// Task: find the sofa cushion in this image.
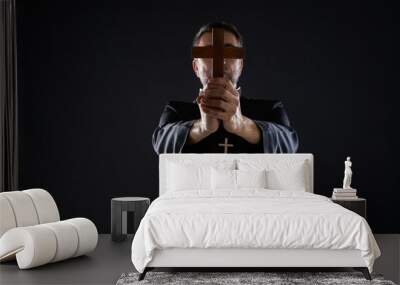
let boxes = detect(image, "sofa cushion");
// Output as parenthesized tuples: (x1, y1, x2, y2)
(0, 218, 97, 269)
(0, 189, 97, 269)
(0, 189, 60, 238)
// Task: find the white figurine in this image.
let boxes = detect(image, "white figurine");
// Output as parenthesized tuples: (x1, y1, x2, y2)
(342, 156, 353, 189)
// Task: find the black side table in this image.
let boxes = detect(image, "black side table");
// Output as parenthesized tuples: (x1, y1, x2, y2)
(111, 197, 150, 242)
(331, 197, 367, 219)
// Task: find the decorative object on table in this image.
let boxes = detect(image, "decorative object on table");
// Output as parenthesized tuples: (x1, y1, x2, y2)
(332, 156, 358, 200)
(332, 187, 358, 199)
(331, 198, 367, 219)
(0, 189, 98, 269)
(343, 156, 353, 189)
(116, 271, 394, 285)
(111, 197, 150, 242)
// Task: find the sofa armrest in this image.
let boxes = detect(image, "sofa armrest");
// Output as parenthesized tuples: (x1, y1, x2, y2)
(0, 218, 97, 269)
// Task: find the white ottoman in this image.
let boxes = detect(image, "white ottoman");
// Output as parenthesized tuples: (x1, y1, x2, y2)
(0, 189, 98, 269)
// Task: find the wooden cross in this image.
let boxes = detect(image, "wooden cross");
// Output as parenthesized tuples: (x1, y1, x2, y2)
(192, 28, 245, 78)
(218, 137, 234, 153)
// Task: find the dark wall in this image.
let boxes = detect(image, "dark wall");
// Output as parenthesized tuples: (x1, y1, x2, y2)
(17, 1, 397, 233)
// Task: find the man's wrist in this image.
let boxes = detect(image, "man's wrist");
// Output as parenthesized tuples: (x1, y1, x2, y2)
(198, 119, 218, 136)
(229, 116, 245, 136)
(188, 119, 215, 145)
(232, 116, 261, 144)
(198, 120, 211, 135)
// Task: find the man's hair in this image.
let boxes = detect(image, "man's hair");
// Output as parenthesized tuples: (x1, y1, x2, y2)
(192, 21, 244, 47)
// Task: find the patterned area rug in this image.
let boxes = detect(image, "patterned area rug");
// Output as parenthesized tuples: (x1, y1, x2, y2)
(116, 271, 396, 285)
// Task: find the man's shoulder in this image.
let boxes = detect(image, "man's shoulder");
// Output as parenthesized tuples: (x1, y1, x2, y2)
(240, 96, 284, 109)
(162, 100, 198, 117)
(239, 96, 286, 121)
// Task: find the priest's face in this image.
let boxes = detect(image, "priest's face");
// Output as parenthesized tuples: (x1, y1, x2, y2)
(192, 31, 244, 88)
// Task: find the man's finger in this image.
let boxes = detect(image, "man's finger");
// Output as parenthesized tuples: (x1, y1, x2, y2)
(203, 89, 228, 102)
(205, 84, 239, 101)
(203, 92, 239, 108)
(201, 101, 225, 112)
(203, 97, 237, 113)
(202, 106, 225, 120)
(203, 99, 227, 112)
(202, 102, 235, 120)
(207, 78, 239, 96)
(203, 87, 230, 99)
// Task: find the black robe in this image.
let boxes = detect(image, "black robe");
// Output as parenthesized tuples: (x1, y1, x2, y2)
(152, 96, 299, 154)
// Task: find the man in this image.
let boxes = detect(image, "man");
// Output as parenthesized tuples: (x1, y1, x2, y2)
(152, 22, 299, 154)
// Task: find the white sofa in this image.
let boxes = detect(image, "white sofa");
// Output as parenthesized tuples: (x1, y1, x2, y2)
(0, 188, 98, 269)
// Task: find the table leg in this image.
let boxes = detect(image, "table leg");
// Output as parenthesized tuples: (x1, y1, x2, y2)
(111, 202, 127, 242)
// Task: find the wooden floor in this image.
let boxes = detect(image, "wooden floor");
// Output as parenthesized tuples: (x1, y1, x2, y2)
(0, 234, 399, 285)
